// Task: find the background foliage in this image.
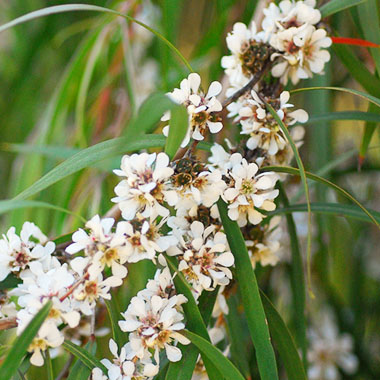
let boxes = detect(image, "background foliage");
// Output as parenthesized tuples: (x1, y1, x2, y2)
(0, 0, 380, 379)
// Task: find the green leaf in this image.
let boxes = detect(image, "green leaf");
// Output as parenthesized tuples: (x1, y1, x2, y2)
(359, 103, 380, 162)
(268, 202, 380, 224)
(126, 93, 174, 135)
(165, 256, 221, 380)
(165, 289, 219, 380)
(291, 86, 380, 109)
(182, 330, 245, 380)
(13, 134, 166, 201)
(45, 350, 54, 380)
(277, 184, 307, 366)
(0, 199, 86, 222)
(67, 341, 97, 380)
(164, 105, 189, 159)
(261, 165, 380, 229)
(0, 301, 52, 380)
(105, 296, 126, 348)
(63, 340, 107, 374)
(0, 274, 22, 291)
(217, 200, 279, 380)
(332, 44, 380, 97)
(260, 291, 307, 380)
(0, 4, 193, 72)
(308, 111, 380, 124)
(265, 102, 312, 296)
(320, 0, 366, 18)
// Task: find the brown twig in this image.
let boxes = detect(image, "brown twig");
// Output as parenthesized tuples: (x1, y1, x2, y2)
(0, 317, 17, 331)
(222, 60, 273, 108)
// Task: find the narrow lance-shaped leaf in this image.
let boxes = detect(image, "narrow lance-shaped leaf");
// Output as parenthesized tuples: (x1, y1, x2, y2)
(165, 256, 222, 380)
(291, 86, 380, 109)
(261, 165, 380, 229)
(260, 291, 307, 380)
(165, 289, 219, 380)
(105, 296, 126, 348)
(320, 0, 366, 18)
(217, 200, 279, 380)
(0, 300, 52, 380)
(265, 101, 312, 296)
(67, 340, 97, 380)
(0, 4, 193, 72)
(164, 105, 189, 159)
(182, 330, 246, 380)
(268, 202, 380, 225)
(63, 340, 107, 374)
(278, 183, 307, 366)
(308, 111, 380, 124)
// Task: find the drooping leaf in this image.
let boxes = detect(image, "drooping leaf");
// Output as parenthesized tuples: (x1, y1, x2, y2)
(268, 202, 380, 224)
(308, 111, 380, 124)
(182, 330, 246, 380)
(217, 200, 279, 380)
(13, 134, 166, 201)
(261, 165, 380, 228)
(0, 301, 52, 380)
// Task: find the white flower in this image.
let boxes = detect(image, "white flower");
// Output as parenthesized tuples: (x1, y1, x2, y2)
(119, 294, 190, 362)
(223, 155, 279, 226)
(237, 90, 307, 156)
(112, 152, 176, 220)
(73, 273, 122, 315)
(308, 312, 358, 380)
(66, 215, 129, 280)
(99, 339, 159, 380)
(245, 216, 283, 268)
(172, 157, 226, 211)
(270, 24, 332, 85)
(162, 73, 223, 147)
(262, 0, 321, 39)
(221, 22, 267, 86)
(116, 218, 177, 263)
(0, 222, 55, 281)
(27, 322, 64, 366)
(138, 267, 187, 307)
(167, 221, 234, 295)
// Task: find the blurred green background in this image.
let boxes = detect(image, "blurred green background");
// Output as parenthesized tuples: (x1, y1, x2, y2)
(1, 0, 380, 378)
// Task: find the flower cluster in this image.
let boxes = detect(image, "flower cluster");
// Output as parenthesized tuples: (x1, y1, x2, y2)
(222, 0, 331, 86)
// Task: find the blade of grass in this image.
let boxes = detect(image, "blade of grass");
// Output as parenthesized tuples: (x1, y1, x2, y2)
(261, 165, 380, 229)
(0, 4, 193, 72)
(0, 300, 52, 380)
(260, 291, 307, 380)
(217, 199, 279, 380)
(62, 341, 106, 374)
(265, 102, 312, 297)
(277, 183, 307, 366)
(182, 330, 245, 380)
